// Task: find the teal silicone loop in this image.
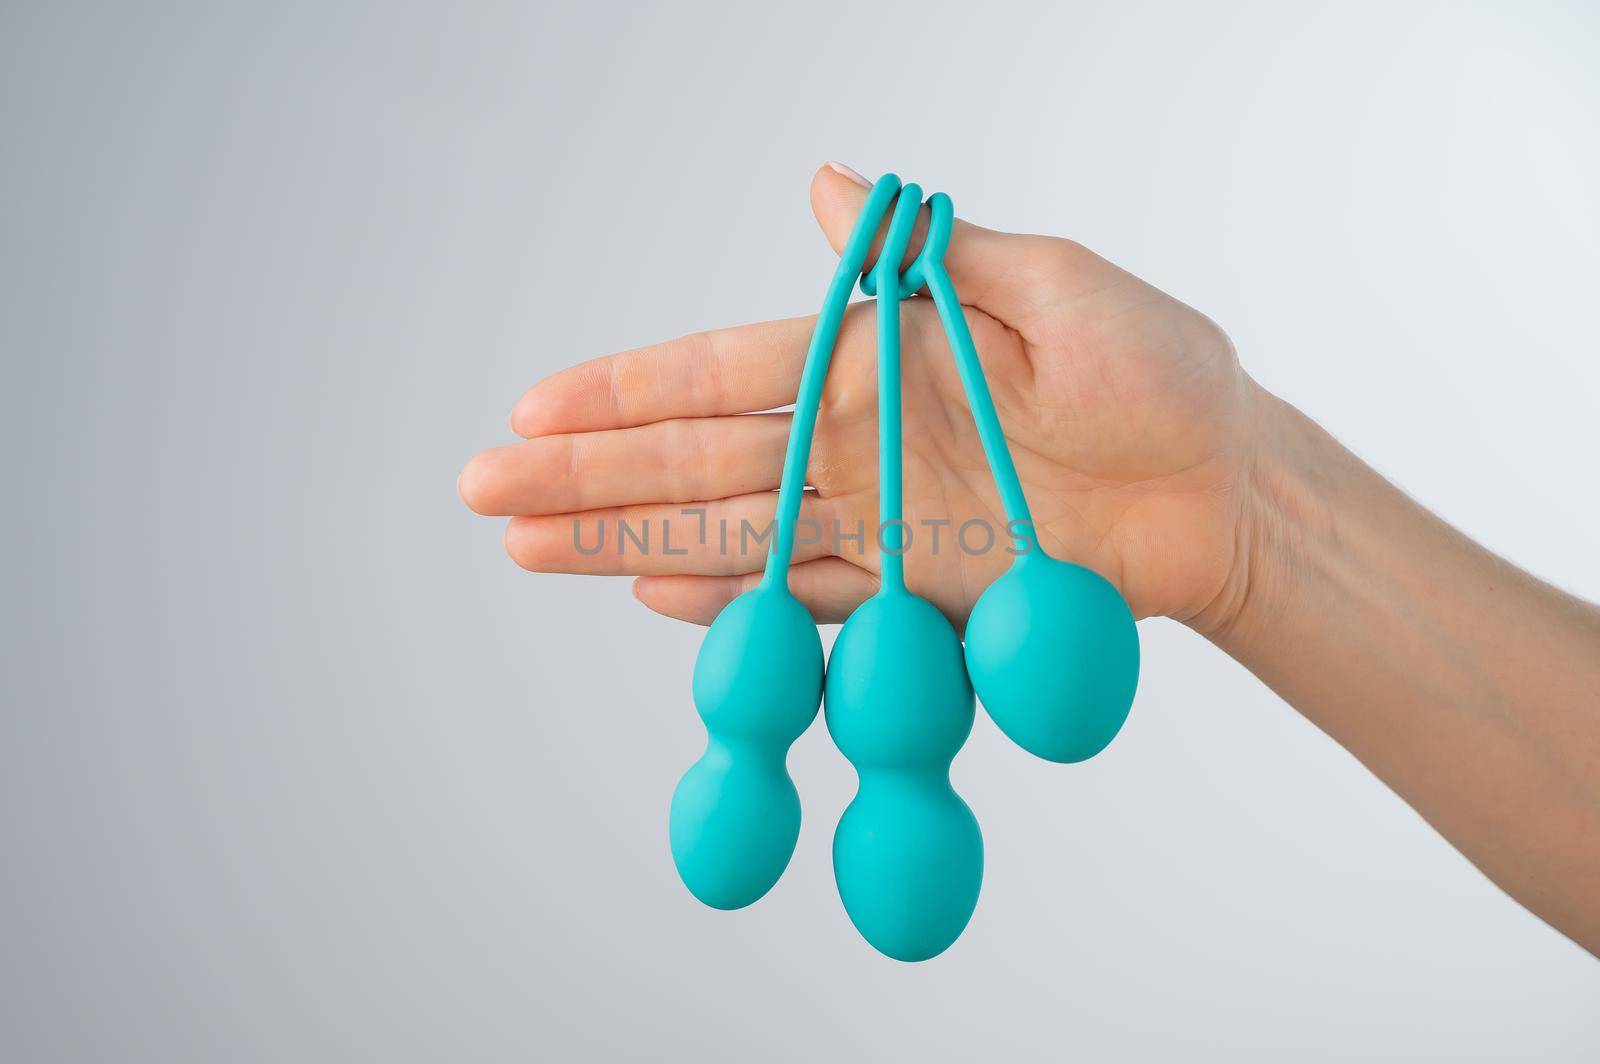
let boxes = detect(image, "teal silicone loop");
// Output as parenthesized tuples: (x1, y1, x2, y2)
(767, 176, 1040, 579)
(870, 183, 925, 592)
(762, 174, 902, 586)
(918, 193, 1039, 550)
(857, 195, 949, 300)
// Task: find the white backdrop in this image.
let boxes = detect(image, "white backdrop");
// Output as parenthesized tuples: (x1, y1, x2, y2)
(3, 1, 1598, 1060)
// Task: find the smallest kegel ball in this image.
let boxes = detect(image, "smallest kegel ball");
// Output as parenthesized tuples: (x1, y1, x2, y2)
(963, 553, 1139, 763)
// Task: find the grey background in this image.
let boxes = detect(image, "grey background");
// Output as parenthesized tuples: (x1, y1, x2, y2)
(3, 1, 1598, 1060)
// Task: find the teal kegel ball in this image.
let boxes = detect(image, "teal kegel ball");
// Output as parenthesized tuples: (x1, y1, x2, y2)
(670, 584, 823, 909)
(826, 589, 983, 962)
(964, 551, 1139, 764)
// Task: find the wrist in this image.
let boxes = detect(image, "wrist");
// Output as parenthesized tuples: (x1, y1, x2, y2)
(1188, 382, 1343, 652)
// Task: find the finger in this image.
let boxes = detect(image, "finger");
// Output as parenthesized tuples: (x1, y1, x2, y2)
(632, 557, 879, 626)
(504, 491, 837, 577)
(460, 413, 789, 517)
(511, 316, 816, 437)
(810, 162, 1093, 328)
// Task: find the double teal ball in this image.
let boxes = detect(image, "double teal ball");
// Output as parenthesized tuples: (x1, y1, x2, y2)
(669, 586, 823, 909)
(825, 590, 983, 962)
(965, 553, 1140, 764)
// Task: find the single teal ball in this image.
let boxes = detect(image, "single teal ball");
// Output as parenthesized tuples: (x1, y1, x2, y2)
(670, 585, 822, 909)
(669, 745, 802, 910)
(825, 592, 973, 767)
(831, 786, 983, 962)
(826, 590, 983, 962)
(964, 553, 1139, 763)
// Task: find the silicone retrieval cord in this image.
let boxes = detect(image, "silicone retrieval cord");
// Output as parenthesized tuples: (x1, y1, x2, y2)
(870, 183, 926, 593)
(762, 173, 903, 589)
(918, 193, 1041, 555)
(861, 187, 1040, 556)
(766, 177, 1043, 585)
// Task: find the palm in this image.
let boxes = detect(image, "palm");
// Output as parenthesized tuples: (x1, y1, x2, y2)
(460, 167, 1253, 631)
(804, 260, 1250, 626)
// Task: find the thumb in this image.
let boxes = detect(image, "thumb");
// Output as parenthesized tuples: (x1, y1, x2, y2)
(809, 162, 1070, 328)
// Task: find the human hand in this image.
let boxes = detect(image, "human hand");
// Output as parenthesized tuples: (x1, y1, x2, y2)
(460, 163, 1262, 633)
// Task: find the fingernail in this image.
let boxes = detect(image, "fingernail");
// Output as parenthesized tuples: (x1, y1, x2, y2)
(826, 161, 871, 189)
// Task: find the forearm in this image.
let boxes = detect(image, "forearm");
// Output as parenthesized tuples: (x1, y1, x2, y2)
(1210, 385, 1600, 952)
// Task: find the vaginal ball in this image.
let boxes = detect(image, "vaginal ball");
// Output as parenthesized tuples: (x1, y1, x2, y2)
(669, 585, 823, 909)
(964, 553, 1139, 764)
(826, 590, 983, 962)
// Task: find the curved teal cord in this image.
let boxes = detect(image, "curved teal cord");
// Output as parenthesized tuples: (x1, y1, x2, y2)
(870, 184, 925, 593)
(858, 192, 948, 301)
(764, 176, 1041, 585)
(762, 174, 902, 588)
(919, 193, 1040, 554)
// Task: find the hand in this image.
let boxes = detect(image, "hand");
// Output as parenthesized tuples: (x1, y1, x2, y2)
(460, 164, 1261, 631)
(461, 164, 1600, 954)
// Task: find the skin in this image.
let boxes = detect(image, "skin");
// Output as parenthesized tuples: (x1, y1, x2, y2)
(460, 164, 1600, 955)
